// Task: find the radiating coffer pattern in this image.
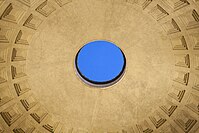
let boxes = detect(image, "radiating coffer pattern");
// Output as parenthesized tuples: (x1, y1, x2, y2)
(0, 0, 198, 132)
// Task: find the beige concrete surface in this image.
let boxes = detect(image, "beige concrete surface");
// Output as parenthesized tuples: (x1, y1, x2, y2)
(0, 0, 198, 133)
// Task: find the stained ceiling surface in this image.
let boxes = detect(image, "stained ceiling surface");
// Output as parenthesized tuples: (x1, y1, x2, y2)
(0, 0, 198, 133)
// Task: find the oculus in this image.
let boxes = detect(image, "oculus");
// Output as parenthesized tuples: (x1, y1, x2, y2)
(75, 40, 126, 88)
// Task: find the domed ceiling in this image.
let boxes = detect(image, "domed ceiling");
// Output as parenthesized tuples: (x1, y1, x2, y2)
(0, 0, 198, 133)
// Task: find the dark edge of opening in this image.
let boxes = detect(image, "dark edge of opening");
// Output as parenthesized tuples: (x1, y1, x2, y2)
(75, 44, 126, 86)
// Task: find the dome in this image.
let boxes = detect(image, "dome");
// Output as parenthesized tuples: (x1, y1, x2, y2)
(0, 0, 198, 132)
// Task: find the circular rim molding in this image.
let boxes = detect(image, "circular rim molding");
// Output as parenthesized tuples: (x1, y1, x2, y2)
(75, 40, 126, 88)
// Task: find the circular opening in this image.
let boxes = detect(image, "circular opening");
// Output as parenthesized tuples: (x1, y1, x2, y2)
(75, 40, 126, 88)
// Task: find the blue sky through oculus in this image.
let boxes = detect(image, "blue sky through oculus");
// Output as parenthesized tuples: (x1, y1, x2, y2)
(76, 40, 125, 83)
